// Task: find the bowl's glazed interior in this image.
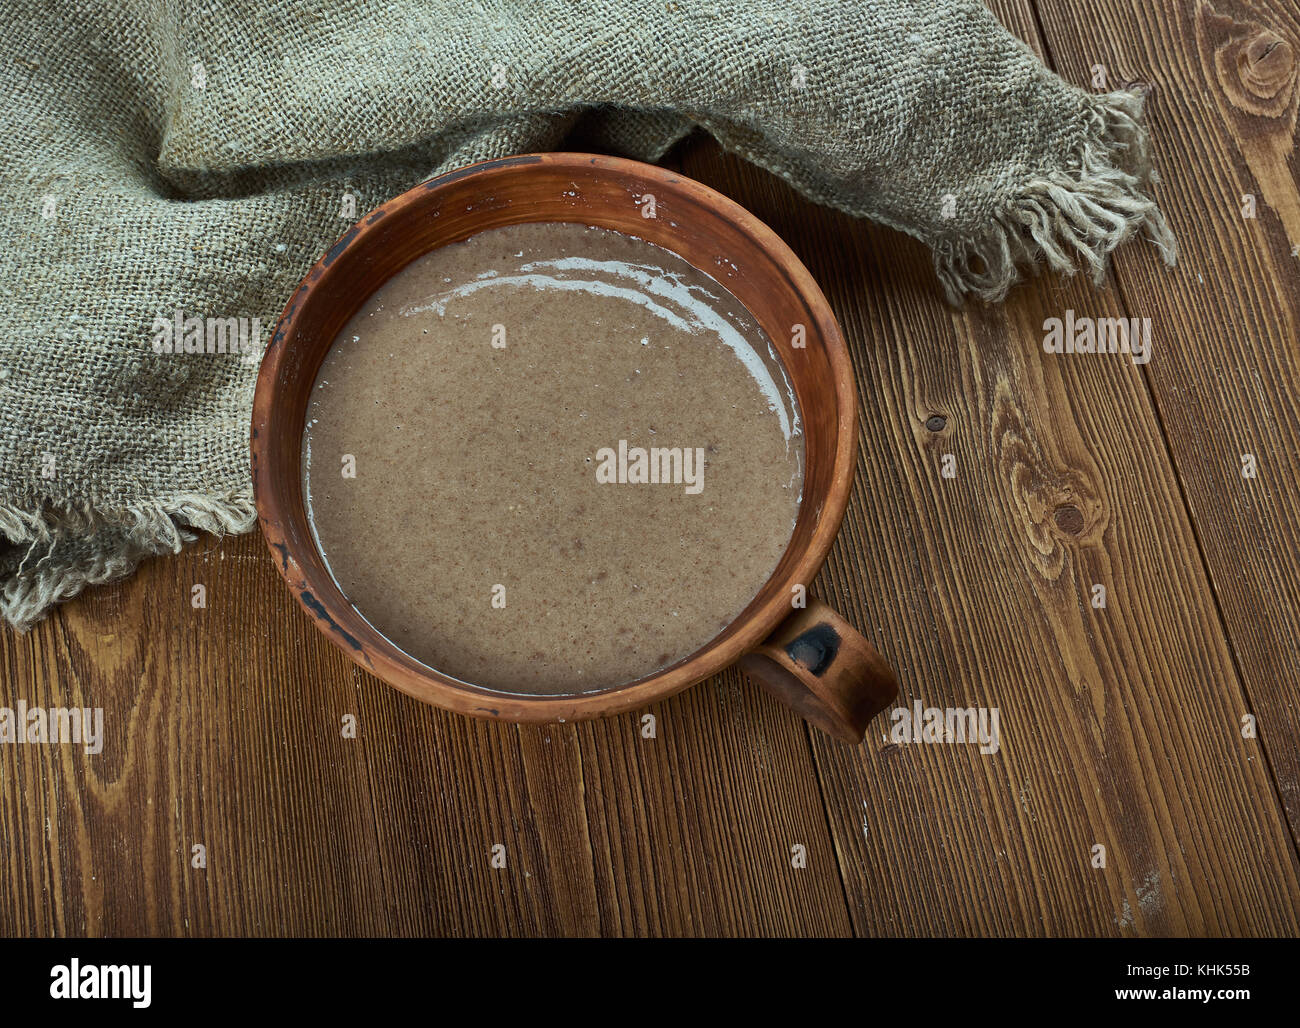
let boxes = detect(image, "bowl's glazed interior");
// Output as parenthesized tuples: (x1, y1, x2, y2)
(251, 152, 856, 722)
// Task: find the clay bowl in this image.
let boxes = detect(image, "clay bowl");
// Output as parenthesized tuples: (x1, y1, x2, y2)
(251, 152, 897, 743)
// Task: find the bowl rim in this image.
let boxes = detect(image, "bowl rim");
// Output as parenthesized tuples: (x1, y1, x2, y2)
(251, 151, 859, 722)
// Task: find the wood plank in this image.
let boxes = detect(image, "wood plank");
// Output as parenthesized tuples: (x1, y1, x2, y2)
(0, 540, 390, 936)
(1034, 0, 1300, 843)
(0, 524, 854, 935)
(578, 670, 861, 935)
(671, 12, 1300, 930)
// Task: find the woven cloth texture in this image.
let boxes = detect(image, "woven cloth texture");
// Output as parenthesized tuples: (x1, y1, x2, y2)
(0, 0, 1174, 629)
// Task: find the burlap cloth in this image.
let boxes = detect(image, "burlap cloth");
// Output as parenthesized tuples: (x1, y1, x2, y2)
(0, 0, 1175, 629)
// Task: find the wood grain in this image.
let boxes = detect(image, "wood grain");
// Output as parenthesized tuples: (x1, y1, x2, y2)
(2, 0, 1298, 938)
(673, 136, 1300, 936)
(1033, 0, 1300, 844)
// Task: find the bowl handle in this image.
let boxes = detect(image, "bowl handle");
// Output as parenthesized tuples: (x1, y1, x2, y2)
(737, 597, 899, 744)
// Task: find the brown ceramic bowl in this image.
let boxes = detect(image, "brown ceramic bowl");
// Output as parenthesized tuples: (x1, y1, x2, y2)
(251, 153, 897, 743)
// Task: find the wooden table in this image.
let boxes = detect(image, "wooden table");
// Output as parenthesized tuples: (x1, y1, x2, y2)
(3, 0, 1298, 936)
